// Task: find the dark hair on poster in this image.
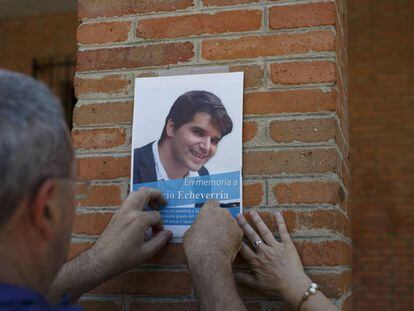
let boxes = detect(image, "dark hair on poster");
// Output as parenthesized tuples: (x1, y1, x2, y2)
(159, 90, 233, 143)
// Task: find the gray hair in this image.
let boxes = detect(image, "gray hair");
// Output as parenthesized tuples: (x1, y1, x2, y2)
(0, 70, 74, 227)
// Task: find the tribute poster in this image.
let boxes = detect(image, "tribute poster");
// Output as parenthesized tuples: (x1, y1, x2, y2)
(131, 72, 243, 239)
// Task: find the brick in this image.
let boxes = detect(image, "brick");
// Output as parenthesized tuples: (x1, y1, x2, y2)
(129, 301, 197, 311)
(74, 76, 131, 98)
(77, 42, 194, 72)
(72, 128, 126, 149)
(335, 36, 347, 99)
(79, 184, 123, 207)
(80, 300, 122, 311)
(341, 161, 350, 193)
(136, 72, 158, 78)
(146, 243, 187, 265)
(242, 121, 258, 142)
(273, 181, 344, 204)
(270, 118, 337, 143)
(244, 89, 337, 115)
(67, 242, 93, 260)
(137, 10, 262, 39)
(340, 293, 352, 311)
(308, 270, 351, 299)
(243, 183, 264, 207)
(73, 212, 113, 235)
(253, 209, 350, 237)
(77, 156, 131, 180)
(230, 64, 263, 88)
(243, 148, 340, 175)
(203, 0, 259, 6)
(202, 30, 335, 60)
(75, 181, 89, 201)
(73, 102, 133, 126)
(336, 131, 348, 165)
(296, 240, 352, 267)
(78, 0, 194, 19)
(270, 61, 337, 85)
(77, 21, 130, 45)
(269, 2, 336, 30)
(335, 78, 347, 138)
(90, 271, 192, 295)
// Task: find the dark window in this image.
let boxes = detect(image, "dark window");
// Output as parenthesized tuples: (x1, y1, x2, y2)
(32, 56, 76, 129)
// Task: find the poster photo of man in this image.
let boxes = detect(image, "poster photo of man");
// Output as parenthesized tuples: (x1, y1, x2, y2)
(131, 72, 243, 238)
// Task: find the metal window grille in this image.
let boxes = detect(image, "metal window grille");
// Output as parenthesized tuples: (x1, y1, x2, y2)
(32, 56, 76, 129)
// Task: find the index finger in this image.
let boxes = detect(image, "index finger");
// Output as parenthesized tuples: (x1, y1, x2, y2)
(122, 188, 166, 212)
(146, 189, 167, 210)
(276, 212, 292, 244)
(139, 187, 166, 210)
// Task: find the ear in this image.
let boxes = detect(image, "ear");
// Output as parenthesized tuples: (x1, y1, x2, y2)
(166, 119, 175, 138)
(30, 179, 56, 240)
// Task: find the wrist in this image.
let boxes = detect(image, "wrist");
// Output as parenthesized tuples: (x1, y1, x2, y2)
(87, 242, 116, 280)
(185, 242, 232, 269)
(187, 251, 231, 273)
(280, 273, 312, 308)
(187, 253, 242, 311)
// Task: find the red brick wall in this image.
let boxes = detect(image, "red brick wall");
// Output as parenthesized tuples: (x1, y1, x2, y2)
(73, 1, 350, 310)
(349, 0, 414, 310)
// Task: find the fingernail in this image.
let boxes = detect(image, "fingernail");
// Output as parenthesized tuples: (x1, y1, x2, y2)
(249, 210, 256, 217)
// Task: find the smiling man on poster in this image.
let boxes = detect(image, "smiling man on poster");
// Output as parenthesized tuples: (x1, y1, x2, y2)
(133, 90, 233, 184)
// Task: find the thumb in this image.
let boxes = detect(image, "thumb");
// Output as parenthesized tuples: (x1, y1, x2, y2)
(234, 272, 259, 289)
(142, 230, 172, 258)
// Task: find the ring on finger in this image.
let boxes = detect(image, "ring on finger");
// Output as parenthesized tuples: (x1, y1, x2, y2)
(253, 239, 263, 248)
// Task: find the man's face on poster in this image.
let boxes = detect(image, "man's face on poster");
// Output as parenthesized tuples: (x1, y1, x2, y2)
(167, 112, 222, 173)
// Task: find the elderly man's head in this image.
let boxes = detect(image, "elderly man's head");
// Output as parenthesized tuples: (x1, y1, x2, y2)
(0, 70, 75, 292)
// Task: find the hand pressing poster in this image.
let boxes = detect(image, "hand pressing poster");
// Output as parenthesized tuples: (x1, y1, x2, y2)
(131, 72, 243, 240)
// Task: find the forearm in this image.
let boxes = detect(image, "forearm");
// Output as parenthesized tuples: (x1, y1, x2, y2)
(47, 246, 112, 304)
(188, 255, 246, 311)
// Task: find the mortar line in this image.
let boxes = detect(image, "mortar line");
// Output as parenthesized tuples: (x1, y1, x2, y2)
(263, 5, 268, 32)
(76, 52, 336, 76)
(75, 81, 335, 102)
(75, 55, 336, 78)
(194, 39, 201, 62)
(78, 0, 336, 23)
(77, 26, 335, 51)
(73, 142, 339, 156)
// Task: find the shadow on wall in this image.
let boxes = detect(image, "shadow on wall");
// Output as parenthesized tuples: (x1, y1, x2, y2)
(349, 0, 414, 310)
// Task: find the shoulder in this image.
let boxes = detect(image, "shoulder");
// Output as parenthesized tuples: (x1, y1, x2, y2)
(0, 284, 84, 311)
(135, 141, 154, 155)
(133, 141, 157, 184)
(134, 142, 155, 163)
